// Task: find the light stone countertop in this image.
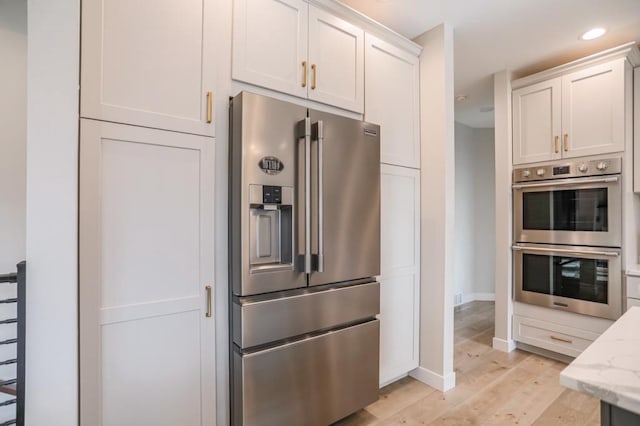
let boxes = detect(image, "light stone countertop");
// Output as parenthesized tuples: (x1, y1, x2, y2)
(560, 307, 640, 415)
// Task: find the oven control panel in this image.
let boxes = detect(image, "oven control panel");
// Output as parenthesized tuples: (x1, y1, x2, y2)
(513, 157, 622, 183)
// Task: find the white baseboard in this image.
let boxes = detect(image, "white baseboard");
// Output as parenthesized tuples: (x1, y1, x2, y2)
(455, 292, 496, 306)
(492, 337, 516, 352)
(410, 366, 456, 392)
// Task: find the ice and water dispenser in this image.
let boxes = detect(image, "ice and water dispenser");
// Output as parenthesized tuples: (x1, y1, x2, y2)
(248, 184, 294, 272)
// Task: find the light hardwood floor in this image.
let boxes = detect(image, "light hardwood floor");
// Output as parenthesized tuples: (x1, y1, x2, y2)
(336, 301, 599, 426)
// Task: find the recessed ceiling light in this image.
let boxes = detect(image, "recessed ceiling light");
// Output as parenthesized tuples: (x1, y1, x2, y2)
(455, 94, 468, 102)
(580, 27, 606, 41)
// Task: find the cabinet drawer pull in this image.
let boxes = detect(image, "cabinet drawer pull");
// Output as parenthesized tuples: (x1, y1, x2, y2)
(302, 61, 307, 88)
(311, 64, 317, 90)
(563, 134, 568, 152)
(550, 335, 572, 344)
(205, 285, 212, 318)
(554, 136, 559, 153)
(206, 92, 213, 124)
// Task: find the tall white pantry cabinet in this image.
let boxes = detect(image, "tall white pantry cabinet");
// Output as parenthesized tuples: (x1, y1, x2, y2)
(364, 34, 422, 385)
(79, 0, 216, 425)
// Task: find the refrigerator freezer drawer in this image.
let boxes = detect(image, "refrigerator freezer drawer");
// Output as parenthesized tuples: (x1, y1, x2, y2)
(232, 320, 380, 426)
(233, 281, 379, 348)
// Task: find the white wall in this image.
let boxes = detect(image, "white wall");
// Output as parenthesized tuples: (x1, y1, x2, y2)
(26, 0, 80, 423)
(0, 1, 26, 422)
(455, 122, 495, 303)
(454, 122, 496, 304)
(0, 0, 27, 273)
(454, 123, 474, 300)
(411, 23, 456, 392)
(493, 70, 515, 352)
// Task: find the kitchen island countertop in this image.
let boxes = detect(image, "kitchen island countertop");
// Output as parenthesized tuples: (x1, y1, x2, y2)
(560, 306, 640, 416)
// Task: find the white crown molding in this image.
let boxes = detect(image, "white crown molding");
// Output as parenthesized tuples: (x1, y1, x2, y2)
(308, 0, 423, 57)
(512, 41, 640, 89)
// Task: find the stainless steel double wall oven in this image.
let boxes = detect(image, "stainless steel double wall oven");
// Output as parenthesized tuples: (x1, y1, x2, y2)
(513, 157, 623, 320)
(229, 92, 381, 425)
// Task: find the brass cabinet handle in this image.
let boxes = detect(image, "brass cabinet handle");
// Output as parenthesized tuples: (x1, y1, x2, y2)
(205, 285, 212, 318)
(206, 92, 213, 124)
(563, 134, 568, 152)
(302, 61, 308, 88)
(550, 335, 573, 344)
(554, 136, 559, 154)
(311, 64, 317, 90)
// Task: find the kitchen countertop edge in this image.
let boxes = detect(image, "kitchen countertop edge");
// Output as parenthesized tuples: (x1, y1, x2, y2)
(559, 307, 640, 416)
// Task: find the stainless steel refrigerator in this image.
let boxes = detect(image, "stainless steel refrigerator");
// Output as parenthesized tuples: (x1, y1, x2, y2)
(229, 91, 381, 425)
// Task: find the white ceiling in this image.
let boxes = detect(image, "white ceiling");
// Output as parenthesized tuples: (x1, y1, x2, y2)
(340, 0, 640, 128)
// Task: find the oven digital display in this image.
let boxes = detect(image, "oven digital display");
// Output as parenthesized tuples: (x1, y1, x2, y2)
(553, 166, 570, 175)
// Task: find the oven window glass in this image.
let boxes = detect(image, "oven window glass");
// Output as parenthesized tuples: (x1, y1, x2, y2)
(522, 253, 608, 304)
(522, 188, 608, 232)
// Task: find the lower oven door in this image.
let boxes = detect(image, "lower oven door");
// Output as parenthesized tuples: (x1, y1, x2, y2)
(513, 244, 622, 320)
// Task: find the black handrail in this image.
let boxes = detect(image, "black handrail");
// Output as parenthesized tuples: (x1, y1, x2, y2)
(0, 262, 25, 426)
(16, 261, 25, 426)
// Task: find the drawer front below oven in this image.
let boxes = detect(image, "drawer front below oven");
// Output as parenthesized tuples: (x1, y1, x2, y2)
(513, 315, 600, 358)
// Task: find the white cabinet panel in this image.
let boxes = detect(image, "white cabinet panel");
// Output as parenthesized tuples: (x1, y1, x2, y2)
(102, 311, 201, 426)
(101, 139, 200, 308)
(379, 272, 419, 385)
(232, 0, 308, 98)
(231, 0, 364, 113)
(512, 78, 561, 165)
(381, 171, 417, 273)
(308, 6, 364, 113)
(81, 0, 215, 136)
(561, 59, 626, 158)
(379, 164, 420, 385)
(365, 34, 420, 169)
(80, 120, 215, 425)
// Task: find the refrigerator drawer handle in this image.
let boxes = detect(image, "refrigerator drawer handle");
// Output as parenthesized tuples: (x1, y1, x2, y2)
(313, 120, 325, 273)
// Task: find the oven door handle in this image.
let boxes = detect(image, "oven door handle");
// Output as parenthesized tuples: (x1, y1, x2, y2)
(511, 245, 620, 257)
(512, 176, 619, 189)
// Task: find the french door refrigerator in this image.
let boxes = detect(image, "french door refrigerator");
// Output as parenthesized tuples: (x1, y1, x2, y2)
(229, 91, 381, 425)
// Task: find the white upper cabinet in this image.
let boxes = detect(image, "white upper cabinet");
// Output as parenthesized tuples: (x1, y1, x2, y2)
(307, 7, 364, 112)
(512, 55, 633, 165)
(365, 34, 420, 168)
(232, 0, 364, 113)
(512, 78, 562, 165)
(561, 60, 625, 159)
(81, 0, 216, 136)
(232, 0, 308, 99)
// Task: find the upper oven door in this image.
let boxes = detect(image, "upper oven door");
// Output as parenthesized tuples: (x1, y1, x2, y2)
(513, 175, 621, 247)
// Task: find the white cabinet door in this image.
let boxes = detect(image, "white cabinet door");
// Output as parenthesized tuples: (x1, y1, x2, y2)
(365, 34, 420, 168)
(79, 120, 215, 426)
(561, 59, 626, 158)
(81, 0, 215, 136)
(232, 0, 308, 99)
(512, 78, 562, 165)
(379, 164, 420, 385)
(308, 6, 364, 113)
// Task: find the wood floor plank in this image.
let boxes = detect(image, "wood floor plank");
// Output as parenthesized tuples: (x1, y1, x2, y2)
(334, 301, 602, 426)
(531, 388, 600, 426)
(365, 376, 437, 420)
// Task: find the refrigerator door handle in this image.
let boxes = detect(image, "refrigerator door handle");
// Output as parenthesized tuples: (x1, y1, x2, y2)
(312, 120, 325, 273)
(297, 118, 312, 274)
